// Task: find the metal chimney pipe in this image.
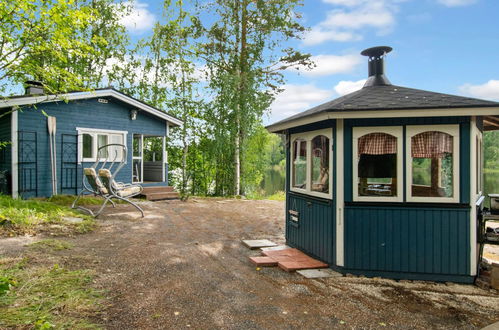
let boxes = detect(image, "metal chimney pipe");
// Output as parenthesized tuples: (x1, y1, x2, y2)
(361, 46, 392, 87)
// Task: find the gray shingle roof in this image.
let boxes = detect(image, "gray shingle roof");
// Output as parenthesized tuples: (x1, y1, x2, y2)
(269, 84, 499, 127)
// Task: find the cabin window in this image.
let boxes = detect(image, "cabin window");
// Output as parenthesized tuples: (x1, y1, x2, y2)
(353, 127, 403, 202)
(292, 139, 307, 189)
(82, 134, 94, 159)
(290, 129, 332, 199)
(77, 128, 127, 163)
(406, 125, 459, 203)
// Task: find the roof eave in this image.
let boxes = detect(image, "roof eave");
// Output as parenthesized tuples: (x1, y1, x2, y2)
(0, 89, 183, 127)
(266, 106, 499, 133)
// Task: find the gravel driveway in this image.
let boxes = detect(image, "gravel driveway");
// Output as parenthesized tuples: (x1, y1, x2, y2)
(3, 198, 499, 329)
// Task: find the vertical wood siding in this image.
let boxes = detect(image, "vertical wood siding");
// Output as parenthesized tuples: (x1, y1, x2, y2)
(344, 206, 471, 275)
(287, 193, 335, 264)
(18, 98, 168, 197)
(0, 111, 11, 173)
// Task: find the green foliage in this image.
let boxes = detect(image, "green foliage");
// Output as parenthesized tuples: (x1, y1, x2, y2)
(0, 196, 95, 236)
(0, 0, 129, 95)
(484, 131, 499, 170)
(0, 259, 102, 329)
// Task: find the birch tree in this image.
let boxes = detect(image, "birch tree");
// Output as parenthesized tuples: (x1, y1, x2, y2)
(203, 0, 312, 196)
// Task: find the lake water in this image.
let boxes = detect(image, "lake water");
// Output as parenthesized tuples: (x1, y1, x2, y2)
(484, 171, 499, 207)
(262, 168, 499, 204)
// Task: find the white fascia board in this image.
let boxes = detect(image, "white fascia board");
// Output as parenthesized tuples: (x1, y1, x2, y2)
(0, 89, 183, 127)
(266, 107, 499, 133)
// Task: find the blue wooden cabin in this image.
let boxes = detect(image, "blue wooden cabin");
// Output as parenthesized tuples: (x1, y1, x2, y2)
(266, 46, 499, 283)
(0, 84, 182, 198)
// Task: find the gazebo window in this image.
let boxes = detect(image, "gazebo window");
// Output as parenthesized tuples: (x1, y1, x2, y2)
(406, 125, 459, 203)
(290, 129, 332, 199)
(292, 138, 307, 189)
(353, 127, 403, 202)
(311, 135, 330, 193)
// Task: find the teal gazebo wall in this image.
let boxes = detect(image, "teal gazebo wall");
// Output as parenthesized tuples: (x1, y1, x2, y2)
(284, 115, 474, 282)
(285, 120, 336, 265)
(0, 111, 11, 173)
(342, 116, 473, 282)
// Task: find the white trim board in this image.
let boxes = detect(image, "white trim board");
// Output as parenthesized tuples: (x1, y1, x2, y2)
(0, 89, 183, 127)
(11, 110, 18, 198)
(335, 119, 344, 267)
(267, 107, 499, 133)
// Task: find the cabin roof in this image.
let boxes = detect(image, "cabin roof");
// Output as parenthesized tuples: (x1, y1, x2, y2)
(267, 84, 499, 132)
(0, 87, 183, 127)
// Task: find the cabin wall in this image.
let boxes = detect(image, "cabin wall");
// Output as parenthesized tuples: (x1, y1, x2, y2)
(17, 98, 168, 197)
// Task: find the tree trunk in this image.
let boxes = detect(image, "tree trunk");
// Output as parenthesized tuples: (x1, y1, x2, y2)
(234, 0, 248, 196)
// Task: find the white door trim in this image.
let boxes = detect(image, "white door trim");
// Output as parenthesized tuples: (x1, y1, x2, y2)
(11, 109, 18, 198)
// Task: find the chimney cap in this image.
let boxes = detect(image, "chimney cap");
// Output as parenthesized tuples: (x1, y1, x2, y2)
(24, 80, 44, 87)
(361, 46, 392, 58)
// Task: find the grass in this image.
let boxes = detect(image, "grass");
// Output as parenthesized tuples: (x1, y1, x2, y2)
(0, 195, 95, 236)
(27, 239, 74, 252)
(246, 190, 285, 201)
(0, 257, 102, 329)
(46, 194, 128, 206)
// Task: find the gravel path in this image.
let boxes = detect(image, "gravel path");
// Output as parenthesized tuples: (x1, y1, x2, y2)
(2, 198, 499, 329)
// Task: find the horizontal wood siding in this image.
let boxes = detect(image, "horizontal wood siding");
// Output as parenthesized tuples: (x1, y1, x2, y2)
(0, 111, 11, 173)
(287, 193, 334, 264)
(344, 206, 471, 275)
(18, 98, 168, 197)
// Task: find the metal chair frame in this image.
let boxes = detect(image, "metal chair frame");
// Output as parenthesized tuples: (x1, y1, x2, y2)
(72, 143, 144, 217)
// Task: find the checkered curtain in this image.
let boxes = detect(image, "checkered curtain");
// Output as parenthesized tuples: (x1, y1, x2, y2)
(358, 133, 397, 155)
(411, 131, 453, 158)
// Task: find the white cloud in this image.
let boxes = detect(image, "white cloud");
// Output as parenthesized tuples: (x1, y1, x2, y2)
(334, 79, 366, 95)
(118, 1, 156, 33)
(437, 0, 477, 7)
(304, 0, 399, 45)
(458, 80, 499, 100)
(300, 54, 363, 77)
(302, 28, 361, 45)
(269, 84, 334, 123)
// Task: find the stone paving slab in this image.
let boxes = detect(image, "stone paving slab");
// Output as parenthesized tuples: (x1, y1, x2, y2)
(297, 269, 343, 279)
(260, 245, 290, 252)
(249, 256, 278, 267)
(242, 239, 278, 250)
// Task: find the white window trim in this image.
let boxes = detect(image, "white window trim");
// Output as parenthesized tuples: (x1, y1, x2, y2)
(352, 126, 403, 202)
(406, 124, 460, 203)
(290, 128, 333, 199)
(76, 127, 128, 164)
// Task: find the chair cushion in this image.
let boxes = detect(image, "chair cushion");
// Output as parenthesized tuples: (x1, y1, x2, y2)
(84, 168, 108, 194)
(117, 186, 141, 197)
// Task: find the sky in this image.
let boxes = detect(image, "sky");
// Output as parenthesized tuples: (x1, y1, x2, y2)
(119, 0, 499, 125)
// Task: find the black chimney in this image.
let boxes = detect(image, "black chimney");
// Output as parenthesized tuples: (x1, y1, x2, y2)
(24, 80, 45, 95)
(361, 46, 392, 87)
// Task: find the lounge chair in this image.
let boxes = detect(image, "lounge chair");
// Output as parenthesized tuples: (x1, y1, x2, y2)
(72, 144, 144, 217)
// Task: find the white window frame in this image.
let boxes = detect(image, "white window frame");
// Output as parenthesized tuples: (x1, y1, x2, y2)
(290, 128, 333, 199)
(76, 127, 128, 163)
(406, 124, 460, 203)
(352, 126, 403, 202)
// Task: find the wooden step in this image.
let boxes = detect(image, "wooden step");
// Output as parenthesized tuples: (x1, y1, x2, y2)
(139, 186, 180, 201)
(143, 191, 180, 201)
(142, 186, 175, 193)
